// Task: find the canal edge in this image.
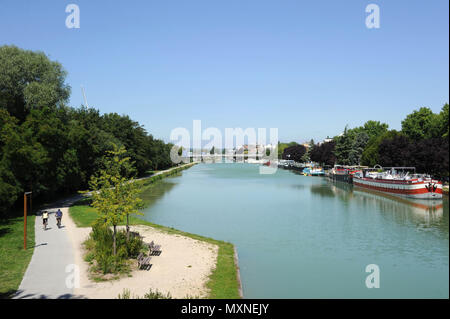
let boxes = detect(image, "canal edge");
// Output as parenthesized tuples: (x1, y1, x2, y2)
(234, 247, 244, 298)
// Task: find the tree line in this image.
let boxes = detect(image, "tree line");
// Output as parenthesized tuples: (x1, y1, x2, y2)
(282, 106, 449, 179)
(0, 45, 175, 215)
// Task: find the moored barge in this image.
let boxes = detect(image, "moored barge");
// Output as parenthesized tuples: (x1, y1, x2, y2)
(353, 167, 443, 199)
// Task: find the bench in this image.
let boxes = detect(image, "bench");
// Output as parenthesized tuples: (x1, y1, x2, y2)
(137, 254, 152, 270)
(148, 241, 162, 256)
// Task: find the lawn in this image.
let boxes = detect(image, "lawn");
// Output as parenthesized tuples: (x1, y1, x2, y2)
(0, 213, 35, 298)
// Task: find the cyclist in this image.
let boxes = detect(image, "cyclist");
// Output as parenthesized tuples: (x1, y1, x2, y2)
(42, 211, 49, 230)
(55, 209, 63, 228)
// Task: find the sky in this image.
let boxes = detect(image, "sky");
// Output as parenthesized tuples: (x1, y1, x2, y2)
(0, 0, 448, 145)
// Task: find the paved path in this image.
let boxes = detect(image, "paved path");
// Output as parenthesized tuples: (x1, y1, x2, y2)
(13, 195, 84, 299)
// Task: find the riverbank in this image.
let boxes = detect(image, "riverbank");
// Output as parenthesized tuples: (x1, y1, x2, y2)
(68, 162, 241, 298)
(69, 202, 241, 298)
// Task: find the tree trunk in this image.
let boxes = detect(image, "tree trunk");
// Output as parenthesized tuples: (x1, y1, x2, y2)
(113, 225, 117, 256)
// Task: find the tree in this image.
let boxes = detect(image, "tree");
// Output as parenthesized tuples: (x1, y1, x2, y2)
(310, 141, 336, 166)
(88, 145, 143, 255)
(401, 107, 440, 140)
(438, 103, 449, 138)
(378, 135, 412, 167)
(361, 120, 389, 139)
(360, 130, 402, 167)
(333, 127, 353, 165)
(277, 141, 298, 159)
(282, 144, 307, 162)
(301, 139, 315, 163)
(411, 137, 449, 178)
(348, 132, 369, 165)
(0, 45, 71, 122)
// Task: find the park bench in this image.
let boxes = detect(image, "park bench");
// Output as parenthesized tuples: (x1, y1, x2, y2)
(137, 253, 152, 270)
(148, 241, 162, 256)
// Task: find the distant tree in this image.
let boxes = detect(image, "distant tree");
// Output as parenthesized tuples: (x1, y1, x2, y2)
(0, 45, 71, 122)
(301, 139, 315, 163)
(348, 132, 369, 165)
(360, 130, 403, 167)
(438, 103, 449, 138)
(361, 120, 389, 139)
(411, 137, 449, 178)
(277, 141, 298, 159)
(210, 146, 215, 155)
(333, 127, 353, 165)
(282, 144, 307, 162)
(401, 107, 441, 140)
(378, 135, 412, 168)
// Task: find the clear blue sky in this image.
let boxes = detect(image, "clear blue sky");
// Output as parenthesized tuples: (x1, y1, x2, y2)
(1, 0, 448, 144)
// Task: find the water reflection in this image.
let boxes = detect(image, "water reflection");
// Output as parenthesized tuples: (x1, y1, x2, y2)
(139, 179, 178, 209)
(310, 180, 448, 237)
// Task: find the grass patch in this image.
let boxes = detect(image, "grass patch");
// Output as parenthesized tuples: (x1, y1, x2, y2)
(0, 214, 35, 298)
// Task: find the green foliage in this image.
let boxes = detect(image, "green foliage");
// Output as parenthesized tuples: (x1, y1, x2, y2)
(438, 103, 449, 138)
(0, 46, 175, 215)
(401, 107, 441, 140)
(85, 221, 145, 275)
(333, 126, 353, 165)
(87, 145, 144, 255)
(277, 141, 298, 159)
(360, 130, 402, 167)
(0, 45, 70, 121)
(348, 132, 369, 166)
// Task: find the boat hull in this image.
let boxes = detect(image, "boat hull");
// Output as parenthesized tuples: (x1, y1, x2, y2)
(353, 177, 443, 199)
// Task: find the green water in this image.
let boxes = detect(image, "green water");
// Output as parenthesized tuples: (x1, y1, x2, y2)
(141, 163, 449, 298)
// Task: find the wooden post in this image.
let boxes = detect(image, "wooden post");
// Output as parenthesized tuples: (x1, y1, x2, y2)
(24, 193, 27, 250)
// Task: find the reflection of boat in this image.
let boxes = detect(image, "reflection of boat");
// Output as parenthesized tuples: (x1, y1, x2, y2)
(353, 167, 443, 199)
(353, 186, 444, 218)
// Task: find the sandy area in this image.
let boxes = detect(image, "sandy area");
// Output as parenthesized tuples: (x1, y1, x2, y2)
(62, 208, 219, 299)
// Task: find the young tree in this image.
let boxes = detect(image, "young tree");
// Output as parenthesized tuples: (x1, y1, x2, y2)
(88, 145, 143, 255)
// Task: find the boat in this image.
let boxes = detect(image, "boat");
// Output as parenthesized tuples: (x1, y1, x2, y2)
(303, 167, 325, 176)
(353, 167, 443, 199)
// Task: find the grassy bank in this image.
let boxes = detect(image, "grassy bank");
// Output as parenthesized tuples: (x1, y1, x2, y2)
(0, 214, 35, 298)
(69, 162, 241, 299)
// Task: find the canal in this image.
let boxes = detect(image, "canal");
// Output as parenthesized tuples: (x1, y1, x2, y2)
(140, 163, 449, 298)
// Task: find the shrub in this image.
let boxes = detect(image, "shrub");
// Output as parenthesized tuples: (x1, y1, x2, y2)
(85, 220, 145, 275)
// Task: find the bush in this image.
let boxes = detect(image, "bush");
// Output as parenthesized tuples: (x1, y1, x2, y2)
(86, 220, 145, 275)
